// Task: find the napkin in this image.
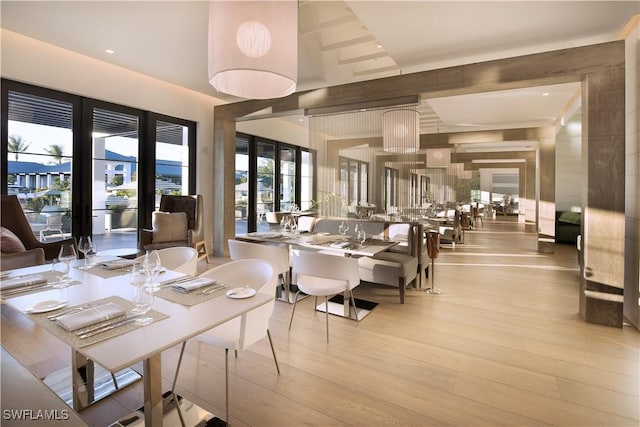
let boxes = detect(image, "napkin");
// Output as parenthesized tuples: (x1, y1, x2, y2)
(156, 274, 189, 287)
(0, 274, 48, 290)
(329, 241, 350, 249)
(57, 302, 126, 331)
(171, 278, 217, 293)
(101, 260, 136, 270)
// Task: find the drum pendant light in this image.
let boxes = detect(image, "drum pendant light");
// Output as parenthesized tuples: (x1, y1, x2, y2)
(382, 109, 420, 153)
(208, 1, 298, 99)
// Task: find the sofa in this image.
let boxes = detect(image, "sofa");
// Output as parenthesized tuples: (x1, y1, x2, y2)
(555, 211, 581, 244)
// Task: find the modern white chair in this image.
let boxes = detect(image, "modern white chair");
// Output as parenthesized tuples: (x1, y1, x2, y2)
(228, 239, 292, 302)
(289, 249, 360, 343)
(135, 246, 198, 276)
(39, 214, 64, 241)
(171, 259, 279, 427)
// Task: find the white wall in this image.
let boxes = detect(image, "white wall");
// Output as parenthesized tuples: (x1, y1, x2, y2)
(555, 112, 582, 212)
(1, 29, 221, 251)
(237, 117, 309, 147)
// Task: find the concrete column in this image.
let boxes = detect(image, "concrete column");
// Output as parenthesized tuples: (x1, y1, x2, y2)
(581, 69, 626, 327)
(537, 127, 556, 253)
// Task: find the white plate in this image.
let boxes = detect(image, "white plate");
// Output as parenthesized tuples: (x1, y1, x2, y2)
(26, 300, 68, 314)
(225, 287, 257, 299)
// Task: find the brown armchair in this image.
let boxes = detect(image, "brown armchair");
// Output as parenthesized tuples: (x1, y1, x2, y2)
(1, 195, 77, 262)
(139, 194, 209, 262)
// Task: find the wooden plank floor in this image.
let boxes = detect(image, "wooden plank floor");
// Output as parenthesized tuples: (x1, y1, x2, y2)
(2, 216, 638, 426)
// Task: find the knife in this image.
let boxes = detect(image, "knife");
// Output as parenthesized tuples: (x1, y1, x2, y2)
(78, 316, 139, 339)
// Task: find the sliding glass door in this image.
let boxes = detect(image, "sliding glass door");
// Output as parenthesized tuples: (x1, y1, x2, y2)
(3, 85, 79, 240)
(235, 133, 315, 233)
(2, 79, 196, 250)
(89, 104, 142, 249)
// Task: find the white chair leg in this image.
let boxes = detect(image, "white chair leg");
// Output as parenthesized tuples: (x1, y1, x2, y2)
(349, 291, 359, 320)
(324, 296, 330, 343)
(288, 291, 302, 330)
(266, 329, 280, 374)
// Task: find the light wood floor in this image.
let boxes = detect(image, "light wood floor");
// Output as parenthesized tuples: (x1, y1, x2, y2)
(2, 217, 639, 426)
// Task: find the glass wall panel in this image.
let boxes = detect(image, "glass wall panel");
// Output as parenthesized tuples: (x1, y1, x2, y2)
(6, 90, 74, 241)
(235, 136, 249, 234)
(279, 146, 296, 210)
(300, 149, 314, 211)
(92, 107, 139, 247)
(155, 119, 190, 206)
(257, 140, 276, 221)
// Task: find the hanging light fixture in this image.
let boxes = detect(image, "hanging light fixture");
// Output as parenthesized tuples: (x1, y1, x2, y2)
(382, 109, 420, 153)
(208, 1, 298, 99)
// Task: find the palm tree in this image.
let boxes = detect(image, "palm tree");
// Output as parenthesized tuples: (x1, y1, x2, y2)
(8, 134, 30, 161)
(44, 144, 64, 164)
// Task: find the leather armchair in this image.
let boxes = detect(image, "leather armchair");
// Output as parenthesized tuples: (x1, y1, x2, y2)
(139, 194, 209, 262)
(1, 195, 76, 262)
(1, 248, 45, 271)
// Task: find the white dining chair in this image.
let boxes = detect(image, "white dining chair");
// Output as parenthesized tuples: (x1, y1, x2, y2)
(228, 238, 292, 302)
(289, 249, 360, 343)
(171, 259, 279, 427)
(135, 246, 198, 276)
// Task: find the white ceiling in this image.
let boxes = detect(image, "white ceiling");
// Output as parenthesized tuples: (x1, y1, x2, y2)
(1, 1, 637, 140)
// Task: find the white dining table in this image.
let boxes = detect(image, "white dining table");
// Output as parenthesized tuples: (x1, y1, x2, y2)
(1, 260, 273, 427)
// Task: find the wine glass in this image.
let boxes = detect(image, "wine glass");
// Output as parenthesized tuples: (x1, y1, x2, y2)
(354, 224, 366, 245)
(56, 243, 77, 286)
(143, 250, 163, 291)
(129, 264, 154, 325)
(338, 220, 349, 238)
(51, 258, 69, 289)
(280, 215, 291, 232)
(78, 236, 96, 269)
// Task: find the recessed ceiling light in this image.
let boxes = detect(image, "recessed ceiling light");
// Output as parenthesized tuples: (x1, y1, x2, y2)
(376, 43, 383, 49)
(542, 92, 550, 96)
(105, 49, 115, 54)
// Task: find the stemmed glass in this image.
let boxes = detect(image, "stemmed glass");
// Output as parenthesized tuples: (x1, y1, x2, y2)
(129, 263, 154, 325)
(142, 250, 163, 291)
(51, 258, 69, 289)
(77, 236, 97, 270)
(54, 243, 77, 287)
(354, 224, 366, 246)
(280, 215, 291, 232)
(338, 220, 349, 238)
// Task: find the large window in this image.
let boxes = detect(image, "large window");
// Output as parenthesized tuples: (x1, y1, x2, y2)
(234, 133, 314, 233)
(280, 146, 296, 209)
(1, 79, 196, 250)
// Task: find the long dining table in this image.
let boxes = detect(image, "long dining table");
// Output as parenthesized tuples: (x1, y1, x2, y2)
(1, 258, 273, 427)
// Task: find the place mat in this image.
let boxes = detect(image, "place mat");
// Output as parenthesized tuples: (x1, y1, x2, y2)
(154, 283, 228, 306)
(27, 295, 168, 348)
(1, 271, 81, 299)
(79, 264, 135, 279)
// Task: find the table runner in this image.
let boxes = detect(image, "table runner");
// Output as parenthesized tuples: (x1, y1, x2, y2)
(27, 295, 168, 348)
